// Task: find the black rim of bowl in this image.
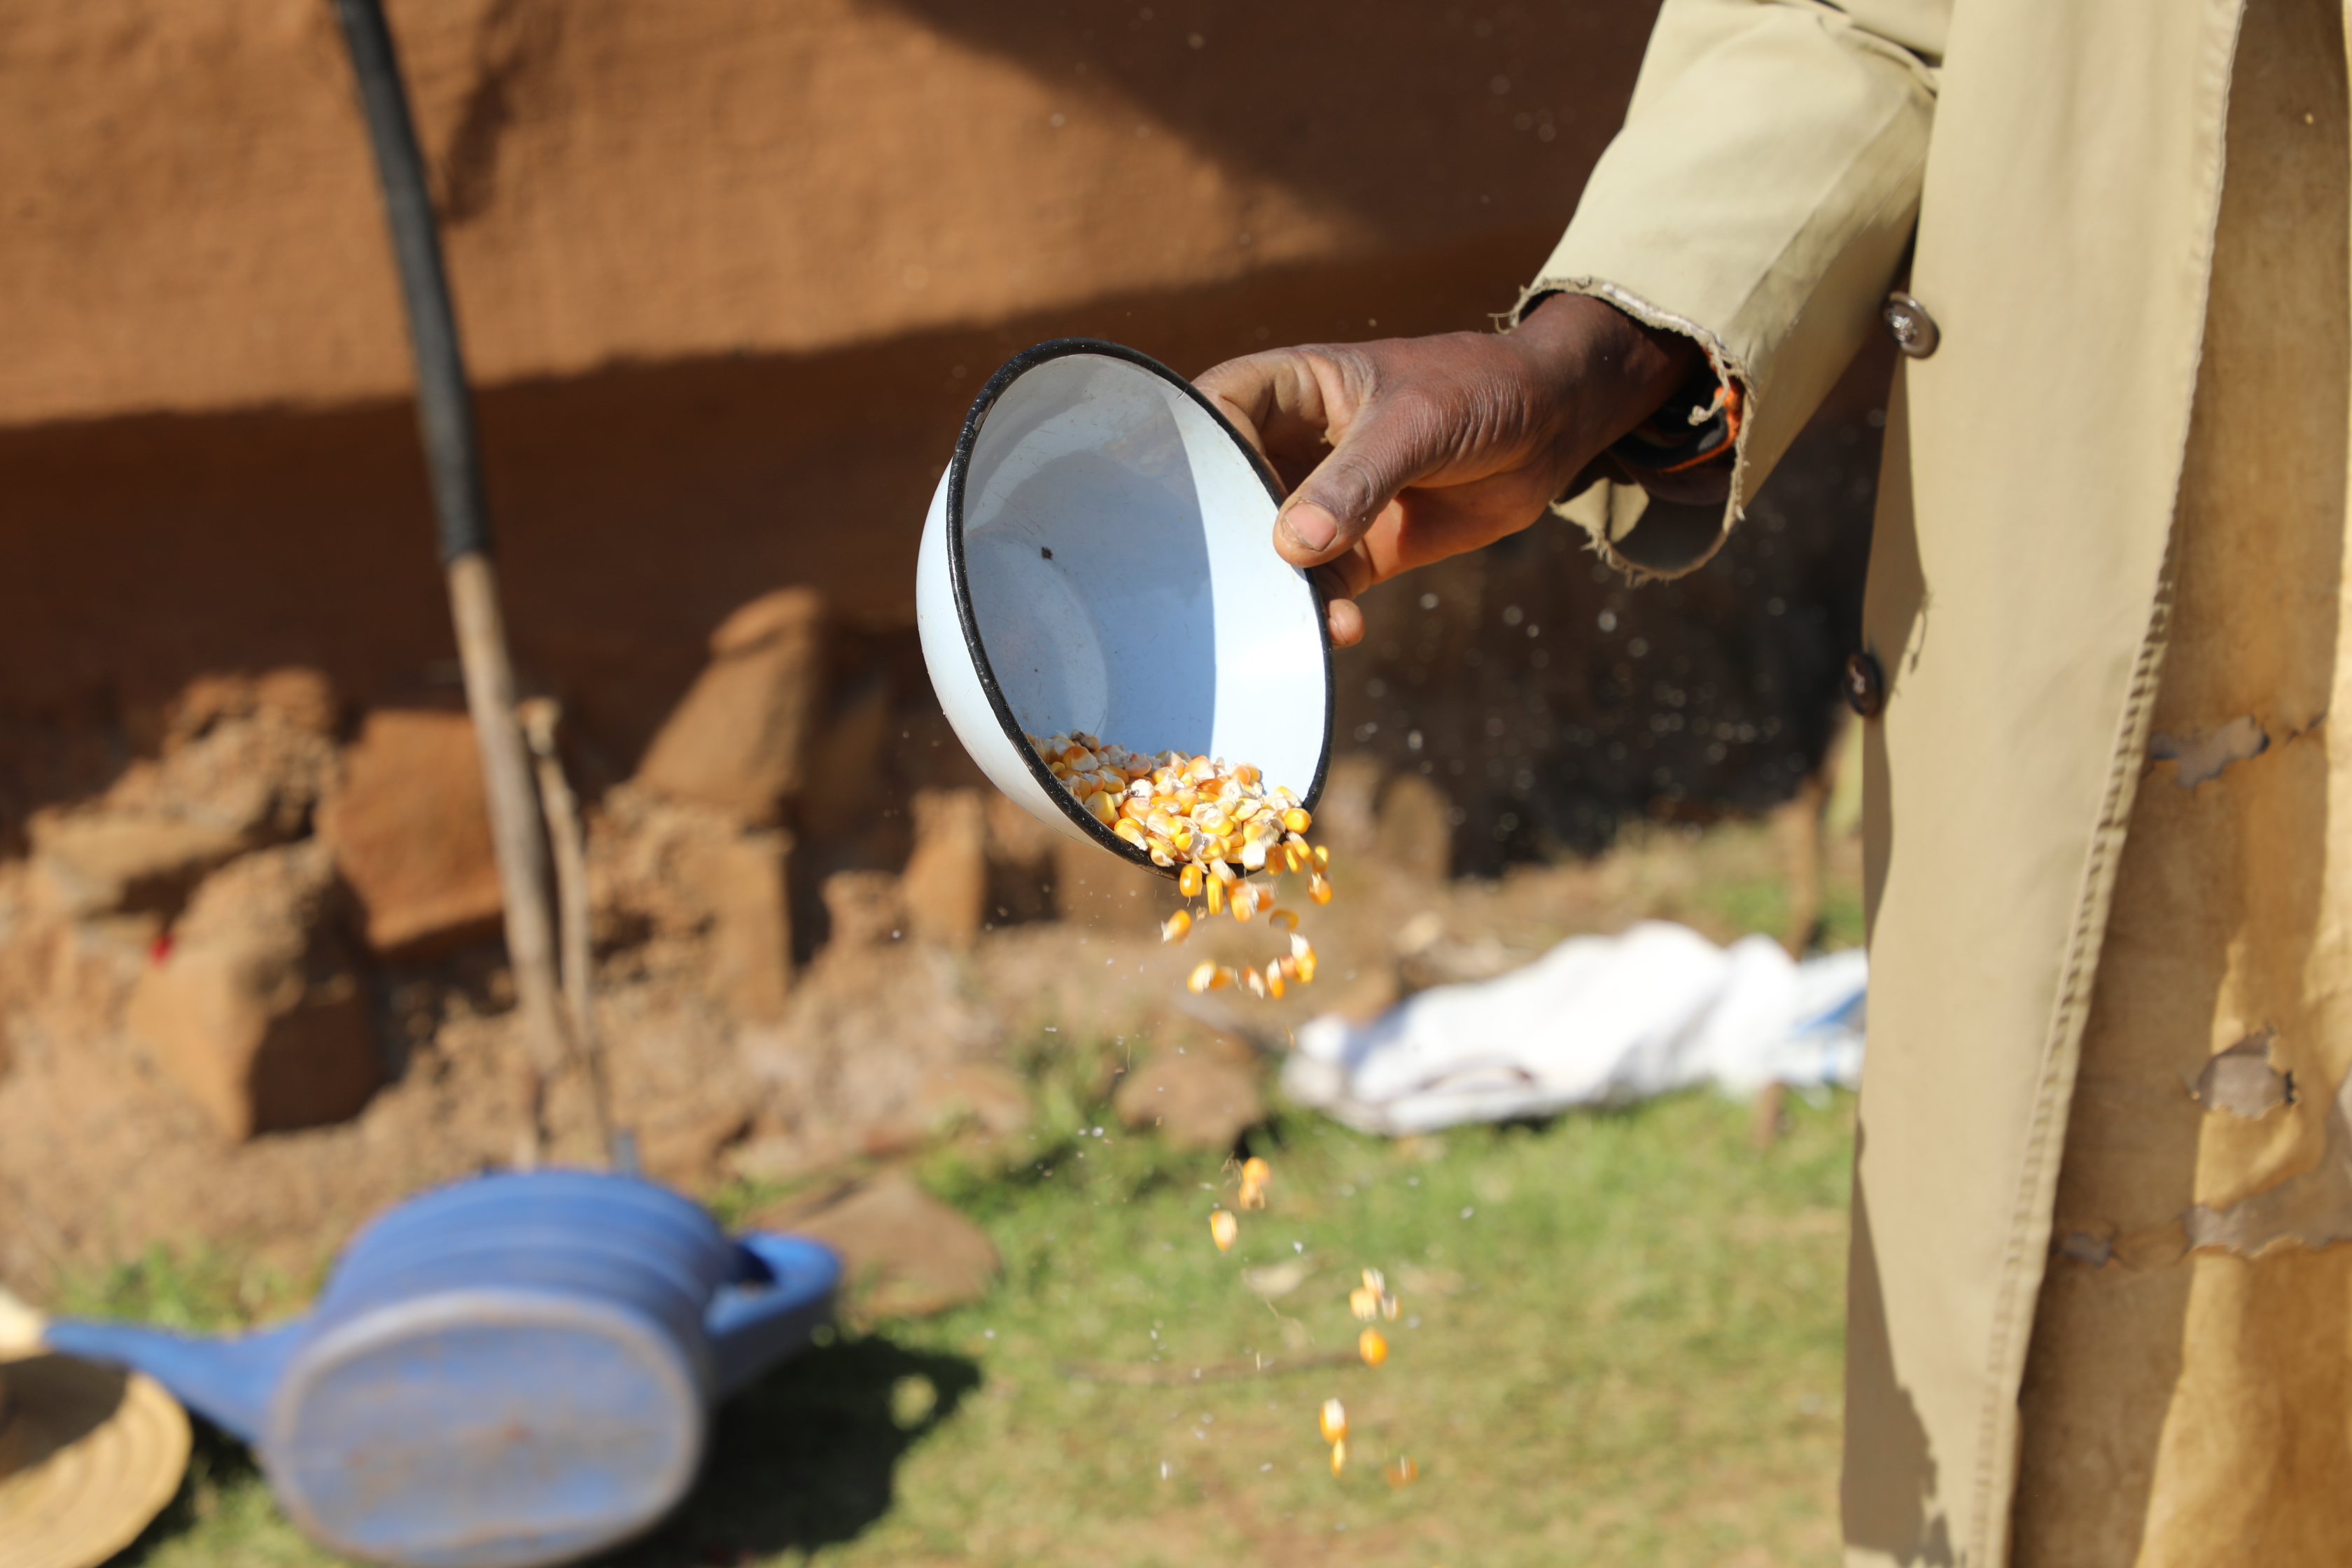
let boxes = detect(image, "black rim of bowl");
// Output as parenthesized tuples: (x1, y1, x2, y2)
(944, 337, 1335, 879)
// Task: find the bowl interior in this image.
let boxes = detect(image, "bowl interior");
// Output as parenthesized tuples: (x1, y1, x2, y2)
(952, 347, 1331, 836)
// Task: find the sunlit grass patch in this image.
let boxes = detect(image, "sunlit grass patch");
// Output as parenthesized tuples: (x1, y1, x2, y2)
(85, 1086, 1850, 1568)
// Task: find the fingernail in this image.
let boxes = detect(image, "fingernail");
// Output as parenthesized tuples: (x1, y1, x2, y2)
(1282, 503, 1337, 552)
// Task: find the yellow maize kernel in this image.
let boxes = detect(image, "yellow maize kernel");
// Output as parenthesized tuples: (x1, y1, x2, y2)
(1149, 846, 1175, 868)
(1308, 872, 1333, 906)
(1359, 1328, 1390, 1367)
(1320, 1399, 1348, 1444)
(1242, 1156, 1270, 1187)
(1383, 1292, 1401, 1322)
(1209, 859, 1238, 886)
(1314, 844, 1331, 869)
(1186, 960, 1219, 993)
(1145, 810, 1180, 839)
(1267, 908, 1298, 932)
(1162, 910, 1193, 944)
(1210, 1210, 1238, 1252)
(1231, 882, 1261, 922)
(1235, 764, 1260, 785)
(1205, 877, 1226, 916)
(1114, 819, 1148, 848)
(1179, 864, 1203, 899)
(1169, 825, 1195, 852)
(1282, 808, 1312, 834)
(1385, 1456, 1419, 1489)
(1264, 962, 1285, 1000)
(1350, 1285, 1380, 1322)
(1084, 792, 1116, 825)
(1240, 841, 1268, 872)
(1239, 1179, 1266, 1210)
(1330, 1439, 1348, 1477)
(1244, 968, 1268, 998)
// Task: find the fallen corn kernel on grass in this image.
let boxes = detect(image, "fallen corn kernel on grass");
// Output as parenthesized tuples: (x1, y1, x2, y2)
(1026, 731, 1331, 997)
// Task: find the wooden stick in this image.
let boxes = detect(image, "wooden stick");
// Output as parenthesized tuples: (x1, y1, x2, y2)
(331, 0, 571, 1145)
(447, 556, 570, 1096)
(520, 696, 612, 1154)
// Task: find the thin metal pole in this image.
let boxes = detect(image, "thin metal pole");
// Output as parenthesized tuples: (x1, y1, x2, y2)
(328, 0, 570, 1116)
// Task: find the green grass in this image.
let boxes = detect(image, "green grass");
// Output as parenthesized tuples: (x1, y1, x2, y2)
(94, 1085, 1852, 1568)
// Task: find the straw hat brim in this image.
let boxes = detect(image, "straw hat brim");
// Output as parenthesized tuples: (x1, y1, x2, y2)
(0, 1352, 192, 1568)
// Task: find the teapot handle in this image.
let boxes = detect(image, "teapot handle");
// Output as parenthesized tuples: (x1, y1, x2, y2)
(704, 1233, 840, 1399)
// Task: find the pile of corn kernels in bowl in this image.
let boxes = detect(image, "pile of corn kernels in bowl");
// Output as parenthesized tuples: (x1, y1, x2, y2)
(1028, 730, 1333, 999)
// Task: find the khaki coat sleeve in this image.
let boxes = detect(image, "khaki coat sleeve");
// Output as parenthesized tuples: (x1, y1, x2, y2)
(1532, 0, 1946, 576)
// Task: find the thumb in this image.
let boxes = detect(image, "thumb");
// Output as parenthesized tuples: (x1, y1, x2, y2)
(1274, 393, 1450, 566)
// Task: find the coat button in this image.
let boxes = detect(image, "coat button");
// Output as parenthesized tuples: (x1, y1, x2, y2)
(1843, 650, 1886, 718)
(1883, 291, 1939, 358)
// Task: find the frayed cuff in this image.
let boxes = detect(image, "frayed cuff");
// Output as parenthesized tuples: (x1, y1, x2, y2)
(1506, 277, 1751, 580)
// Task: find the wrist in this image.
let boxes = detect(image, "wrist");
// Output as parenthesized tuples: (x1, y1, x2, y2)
(1508, 292, 1705, 493)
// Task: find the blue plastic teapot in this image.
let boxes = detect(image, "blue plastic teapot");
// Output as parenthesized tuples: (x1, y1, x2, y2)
(45, 1170, 839, 1568)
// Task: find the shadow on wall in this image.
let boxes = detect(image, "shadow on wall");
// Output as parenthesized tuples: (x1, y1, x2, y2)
(0, 296, 1883, 891)
(0, 234, 1606, 846)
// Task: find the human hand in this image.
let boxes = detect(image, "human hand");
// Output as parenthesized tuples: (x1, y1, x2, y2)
(1194, 293, 1700, 645)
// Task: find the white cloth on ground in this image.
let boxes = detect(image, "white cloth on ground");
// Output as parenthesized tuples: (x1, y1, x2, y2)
(1282, 920, 1865, 1135)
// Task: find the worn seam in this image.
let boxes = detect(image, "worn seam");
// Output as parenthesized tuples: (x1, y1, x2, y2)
(1962, 6, 2247, 1564)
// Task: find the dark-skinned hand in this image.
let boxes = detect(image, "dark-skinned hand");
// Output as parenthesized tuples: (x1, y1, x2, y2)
(1194, 293, 1702, 646)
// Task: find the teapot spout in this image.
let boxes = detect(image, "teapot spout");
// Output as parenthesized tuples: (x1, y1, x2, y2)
(43, 1318, 302, 1445)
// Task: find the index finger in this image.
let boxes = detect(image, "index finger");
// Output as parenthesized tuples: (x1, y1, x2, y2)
(1194, 349, 1345, 469)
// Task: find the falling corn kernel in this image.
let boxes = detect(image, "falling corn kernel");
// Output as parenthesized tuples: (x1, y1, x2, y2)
(1330, 1439, 1348, 1477)
(1350, 1285, 1380, 1322)
(1320, 1399, 1348, 1443)
(1238, 1155, 1271, 1210)
(1187, 960, 1220, 994)
(1210, 1210, 1238, 1252)
(1385, 1455, 1419, 1489)
(1359, 1327, 1390, 1366)
(1028, 732, 1337, 1002)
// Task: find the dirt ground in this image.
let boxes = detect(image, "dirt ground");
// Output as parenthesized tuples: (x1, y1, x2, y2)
(0, 778, 1856, 1306)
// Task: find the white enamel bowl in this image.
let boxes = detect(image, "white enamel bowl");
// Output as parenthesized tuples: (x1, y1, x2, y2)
(916, 340, 1333, 876)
